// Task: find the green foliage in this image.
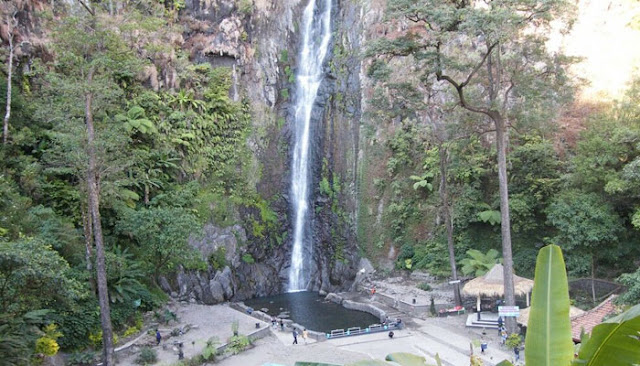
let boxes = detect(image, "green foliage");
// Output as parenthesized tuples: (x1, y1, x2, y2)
(617, 267, 640, 305)
(546, 190, 623, 275)
(572, 304, 640, 366)
(117, 206, 203, 277)
(67, 351, 97, 366)
(417, 282, 431, 292)
(0, 310, 50, 364)
(460, 249, 502, 277)
(201, 336, 219, 361)
(525, 245, 574, 366)
(241, 253, 255, 264)
(238, 0, 253, 15)
(209, 247, 228, 270)
(135, 347, 158, 365)
(35, 336, 60, 356)
(0, 238, 82, 314)
(476, 210, 501, 226)
(227, 334, 250, 354)
(366, 60, 392, 82)
(505, 334, 521, 349)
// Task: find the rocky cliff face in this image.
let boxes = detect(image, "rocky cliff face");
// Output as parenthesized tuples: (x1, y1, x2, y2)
(160, 0, 366, 302)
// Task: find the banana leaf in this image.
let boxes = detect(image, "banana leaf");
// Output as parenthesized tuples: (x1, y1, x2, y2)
(495, 361, 514, 366)
(524, 244, 574, 366)
(346, 361, 391, 366)
(384, 353, 430, 365)
(572, 303, 640, 366)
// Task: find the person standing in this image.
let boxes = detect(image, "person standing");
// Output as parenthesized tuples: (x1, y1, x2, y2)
(514, 346, 520, 363)
(280, 319, 284, 331)
(292, 328, 298, 345)
(302, 328, 308, 344)
(497, 316, 504, 335)
(155, 329, 161, 345)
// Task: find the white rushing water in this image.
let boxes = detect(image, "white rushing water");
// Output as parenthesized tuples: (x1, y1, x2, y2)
(288, 0, 332, 291)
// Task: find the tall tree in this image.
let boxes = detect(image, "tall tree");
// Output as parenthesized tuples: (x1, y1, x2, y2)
(36, 13, 142, 364)
(2, 10, 17, 145)
(546, 190, 623, 303)
(374, 0, 574, 333)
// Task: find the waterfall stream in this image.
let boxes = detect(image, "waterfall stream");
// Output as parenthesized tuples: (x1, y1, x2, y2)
(288, 0, 332, 291)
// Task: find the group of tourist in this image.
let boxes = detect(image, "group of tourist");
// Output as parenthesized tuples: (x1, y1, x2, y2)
(271, 317, 309, 344)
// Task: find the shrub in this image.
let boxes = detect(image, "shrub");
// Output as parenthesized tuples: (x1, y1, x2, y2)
(208, 247, 227, 270)
(88, 330, 119, 348)
(417, 282, 432, 292)
(201, 336, 219, 361)
(123, 326, 140, 338)
(35, 337, 60, 356)
(241, 253, 255, 264)
(506, 333, 522, 349)
(67, 351, 97, 366)
(227, 335, 250, 354)
(135, 347, 157, 365)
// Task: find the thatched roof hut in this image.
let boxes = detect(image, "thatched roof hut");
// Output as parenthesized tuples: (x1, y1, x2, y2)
(517, 305, 585, 326)
(462, 264, 535, 311)
(462, 264, 534, 297)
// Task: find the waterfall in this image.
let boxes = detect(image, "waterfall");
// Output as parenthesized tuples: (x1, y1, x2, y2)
(288, 0, 332, 292)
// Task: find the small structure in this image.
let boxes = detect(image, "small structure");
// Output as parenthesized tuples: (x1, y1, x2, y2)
(570, 295, 618, 342)
(517, 305, 585, 327)
(462, 264, 534, 313)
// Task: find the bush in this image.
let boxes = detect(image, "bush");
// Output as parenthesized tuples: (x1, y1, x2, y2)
(135, 347, 158, 365)
(226, 335, 250, 355)
(241, 253, 255, 264)
(208, 247, 227, 270)
(67, 351, 97, 366)
(35, 337, 60, 356)
(506, 333, 522, 349)
(123, 326, 140, 338)
(417, 282, 432, 291)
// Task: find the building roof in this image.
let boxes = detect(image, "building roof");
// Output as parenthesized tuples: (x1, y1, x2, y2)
(570, 295, 618, 342)
(517, 305, 585, 326)
(461, 264, 534, 297)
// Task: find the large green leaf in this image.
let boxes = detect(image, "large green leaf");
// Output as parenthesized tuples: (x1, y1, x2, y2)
(495, 361, 514, 366)
(572, 303, 640, 366)
(524, 244, 574, 366)
(346, 361, 391, 366)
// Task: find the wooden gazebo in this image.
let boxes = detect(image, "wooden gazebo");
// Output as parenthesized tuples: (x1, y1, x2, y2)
(462, 264, 534, 312)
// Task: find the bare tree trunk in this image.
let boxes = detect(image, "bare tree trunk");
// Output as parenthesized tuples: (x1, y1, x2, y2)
(82, 206, 96, 292)
(440, 146, 462, 307)
(144, 184, 150, 205)
(3, 17, 14, 145)
(494, 113, 517, 334)
(591, 253, 597, 304)
(85, 68, 115, 365)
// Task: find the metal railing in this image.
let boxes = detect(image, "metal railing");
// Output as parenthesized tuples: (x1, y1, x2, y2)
(326, 321, 402, 339)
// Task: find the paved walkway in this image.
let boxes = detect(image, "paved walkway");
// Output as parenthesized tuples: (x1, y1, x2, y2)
(217, 310, 516, 366)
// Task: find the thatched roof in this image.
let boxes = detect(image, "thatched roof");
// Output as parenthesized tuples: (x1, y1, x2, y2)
(461, 264, 534, 297)
(517, 305, 585, 326)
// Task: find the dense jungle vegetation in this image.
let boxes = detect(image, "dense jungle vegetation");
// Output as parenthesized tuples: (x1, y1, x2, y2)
(0, 0, 639, 364)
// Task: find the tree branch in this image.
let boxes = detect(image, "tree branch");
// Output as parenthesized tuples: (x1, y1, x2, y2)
(76, 0, 95, 16)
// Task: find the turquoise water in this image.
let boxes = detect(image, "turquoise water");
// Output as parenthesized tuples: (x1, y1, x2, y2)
(245, 291, 380, 333)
